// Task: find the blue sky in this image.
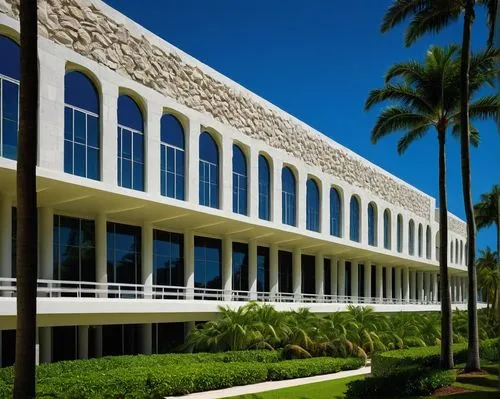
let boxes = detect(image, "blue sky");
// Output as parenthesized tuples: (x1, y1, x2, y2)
(103, 0, 498, 251)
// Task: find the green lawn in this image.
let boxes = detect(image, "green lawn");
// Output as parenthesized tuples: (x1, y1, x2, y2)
(229, 362, 499, 399)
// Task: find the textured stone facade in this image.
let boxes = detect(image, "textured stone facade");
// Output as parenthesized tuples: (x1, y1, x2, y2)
(2, 0, 433, 219)
(449, 216, 468, 237)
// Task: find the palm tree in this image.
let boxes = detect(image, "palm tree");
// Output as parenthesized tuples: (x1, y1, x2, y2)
(476, 248, 499, 315)
(380, 0, 498, 373)
(475, 185, 500, 262)
(365, 45, 499, 369)
(13, 1, 39, 398)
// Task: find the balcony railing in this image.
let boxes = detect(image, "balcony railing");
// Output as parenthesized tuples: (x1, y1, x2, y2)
(0, 277, 469, 306)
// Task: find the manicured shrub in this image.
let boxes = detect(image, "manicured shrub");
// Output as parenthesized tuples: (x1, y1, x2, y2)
(282, 344, 312, 359)
(345, 368, 456, 398)
(372, 338, 499, 377)
(267, 357, 364, 381)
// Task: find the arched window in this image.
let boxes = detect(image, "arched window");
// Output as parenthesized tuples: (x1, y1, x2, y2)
(258, 154, 271, 221)
(330, 187, 341, 237)
(117, 94, 144, 191)
(460, 241, 463, 264)
(199, 132, 219, 208)
(160, 113, 184, 200)
(282, 166, 296, 226)
(455, 239, 459, 264)
(349, 196, 360, 242)
(232, 144, 247, 215)
(426, 226, 431, 259)
(368, 202, 377, 246)
(397, 214, 403, 253)
(0, 35, 20, 160)
(450, 240, 454, 263)
(306, 178, 320, 232)
(64, 71, 100, 180)
(418, 224, 423, 257)
(464, 243, 468, 266)
(435, 231, 440, 261)
(408, 220, 415, 255)
(383, 209, 391, 249)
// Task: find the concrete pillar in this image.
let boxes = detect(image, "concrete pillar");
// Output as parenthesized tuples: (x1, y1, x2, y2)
(376, 264, 383, 302)
(184, 230, 194, 299)
(330, 256, 338, 297)
(141, 324, 152, 355)
(0, 195, 12, 280)
(95, 326, 103, 358)
(417, 271, 424, 302)
(272, 159, 283, 224)
(462, 277, 467, 302)
(248, 148, 259, 219)
(101, 82, 119, 186)
(222, 237, 232, 301)
(292, 248, 301, 296)
(186, 120, 200, 204)
(142, 222, 153, 298)
(403, 267, 410, 302)
(431, 272, 438, 302)
(145, 101, 161, 196)
(424, 272, 431, 302)
(315, 253, 324, 296)
(270, 244, 279, 295)
(385, 266, 393, 300)
(350, 262, 358, 302)
(221, 135, 233, 212)
(39, 327, 51, 364)
(410, 270, 417, 301)
(96, 213, 107, 297)
(394, 267, 402, 301)
(184, 321, 195, 344)
(248, 240, 258, 299)
(457, 276, 462, 302)
(78, 325, 89, 360)
(364, 263, 372, 300)
(338, 259, 346, 297)
(450, 276, 455, 302)
(39, 207, 53, 280)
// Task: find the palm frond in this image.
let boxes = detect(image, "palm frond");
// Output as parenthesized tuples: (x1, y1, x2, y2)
(381, 0, 430, 33)
(405, 6, 460, 46)
(365, 84, 433, 113)
(397, 123, 432, 154)
(478, 0, 498, 47)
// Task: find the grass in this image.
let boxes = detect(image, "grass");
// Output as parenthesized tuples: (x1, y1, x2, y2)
(228, 375, 364, 399)
(229, 361, 499, 399)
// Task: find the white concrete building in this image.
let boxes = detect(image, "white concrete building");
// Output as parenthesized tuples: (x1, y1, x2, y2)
(0, 0, 471, 366)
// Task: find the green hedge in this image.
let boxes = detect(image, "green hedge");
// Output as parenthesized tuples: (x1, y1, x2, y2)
(267, 357, 364, 381)
(345, 368, 455, 398)
(372, 338, 499, 377)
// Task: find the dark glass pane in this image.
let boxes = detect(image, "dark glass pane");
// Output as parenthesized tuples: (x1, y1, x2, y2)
(64, 71, 99, 113)
(199, 132, 218, 164)
(118, 95, 143, 131)
(121, 159, 132, 188)
(87, 115, 99, 148)
(232, 145, 247, 175)
(133, 133, 143, 163)
(87, 147, 99, 180)
(176, 175, 184, 200)
(121, 129, 132, 160)
(133, 162, 144, 191)
(64, 107, 73, 140)
(0, 36, 20, 80)
(74, 110, 86, 144)
(160, 114, 184, 148)
(167, 146, 175, 172)
(74, 143, 86, 177)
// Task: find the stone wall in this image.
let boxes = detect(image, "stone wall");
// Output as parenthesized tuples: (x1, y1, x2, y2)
(449, 216, 468, 237)
(1, 0, 433, 219)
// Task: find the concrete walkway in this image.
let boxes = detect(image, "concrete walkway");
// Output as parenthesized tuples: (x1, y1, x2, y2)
(169, 366, 371, 399)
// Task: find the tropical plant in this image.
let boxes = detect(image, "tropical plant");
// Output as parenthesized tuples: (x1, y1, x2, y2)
(380, 0, 498, 373)
(475, 185, 500, 263)
(14, 0, 39, 398)
(476, 247, 500, 314)
(365, 44, 499, 369)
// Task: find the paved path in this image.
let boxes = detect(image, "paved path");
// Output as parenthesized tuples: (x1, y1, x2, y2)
(169, 366, 371, 399)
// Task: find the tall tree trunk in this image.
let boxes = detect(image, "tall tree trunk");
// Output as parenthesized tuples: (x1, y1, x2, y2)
(438, 128, 453, 370)
(460, 0, 480, 373)
(13, 1, 38, 398)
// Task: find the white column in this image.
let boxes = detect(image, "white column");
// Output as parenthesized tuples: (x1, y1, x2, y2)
(292, 248, 301, 296)
(431, 272, 438, 302)
(101, 81, 119, 186)
(222, 237, 232, 301)
(364, 263, 372, 300)
(385, 266, 393, 300)
(186, 120, 200, 204)
(376, 264, 383, 301)
(39, 207, 53, 280)
(96, 213, 107, 297)
(221, 136, 233, 212)
(424, 272, 431, 302)
(457, 276, 463, 302)
(461, 277, 467, 302)
(0, 195, 12, 280)
(315, 253, 324, 296)
(145, 101, 161, 196)
(417, 271, 424, 301)
(410, 270, 417, 301)
(338, 259, 346, 297)
(270, 244, 279, 295)
(248, 148, 259, 219)
(272, 159, 283, 224)
(350, 262, 358, 302)
(184, 230, 194, 299)
(403, 267, 410, 302)
(330, 256, 338, 297)
(394, 267, 402, 301)
(142, 222, 153, 298)
(296, 170, 307, 230)
(449, 276, 455, 302)
(78, 325, 89, 360)
(141, 324, 152, 355)
(248, 240, 258, 299)
(39, 327, 51, 364)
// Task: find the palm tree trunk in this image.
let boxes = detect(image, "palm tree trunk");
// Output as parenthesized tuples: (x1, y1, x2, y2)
(460, 0, 480, 373)
(438, 128, 453, 370)
(13, 1, 38, 398)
